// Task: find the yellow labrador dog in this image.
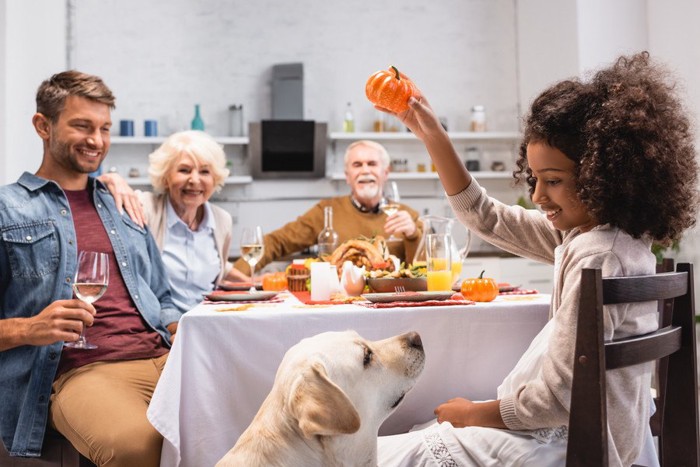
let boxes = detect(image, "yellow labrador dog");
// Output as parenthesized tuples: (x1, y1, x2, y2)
(216, 330, 425, 467)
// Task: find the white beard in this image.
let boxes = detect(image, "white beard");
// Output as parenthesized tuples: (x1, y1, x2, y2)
(354, 183, 380, 203)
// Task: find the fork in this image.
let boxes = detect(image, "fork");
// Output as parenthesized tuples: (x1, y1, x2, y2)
(394, 286, 406, 294)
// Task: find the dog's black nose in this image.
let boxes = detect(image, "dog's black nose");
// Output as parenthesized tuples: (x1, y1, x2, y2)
(405, 332, 423, 350)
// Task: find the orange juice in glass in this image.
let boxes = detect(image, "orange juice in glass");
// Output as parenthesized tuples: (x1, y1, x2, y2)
(426, 234, 453, 291)
(427, 269, 453, 291)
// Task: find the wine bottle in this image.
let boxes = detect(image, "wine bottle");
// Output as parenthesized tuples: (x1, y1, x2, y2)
(317, 206, 339, 256)
(191, 104, 205, 131)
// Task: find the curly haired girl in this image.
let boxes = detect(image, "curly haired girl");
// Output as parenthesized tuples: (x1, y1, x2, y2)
(376, 52, 699, 466)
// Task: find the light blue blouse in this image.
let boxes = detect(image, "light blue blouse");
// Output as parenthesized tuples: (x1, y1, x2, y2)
(162, 200, 220, 313)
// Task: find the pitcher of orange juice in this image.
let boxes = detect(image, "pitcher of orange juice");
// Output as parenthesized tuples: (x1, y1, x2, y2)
(413, 215, 471, 285)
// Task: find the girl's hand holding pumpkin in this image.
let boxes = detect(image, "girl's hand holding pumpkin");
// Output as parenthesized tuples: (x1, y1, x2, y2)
(365, 66, 444, 141)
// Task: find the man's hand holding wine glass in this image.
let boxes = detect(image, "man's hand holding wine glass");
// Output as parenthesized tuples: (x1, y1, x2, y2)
(19, 299, 96, 348)
(64, 251, 109, 350)
(382, 181, 417, 240)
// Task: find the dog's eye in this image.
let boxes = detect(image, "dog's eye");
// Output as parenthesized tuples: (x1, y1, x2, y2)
(363, 347, 373, 367)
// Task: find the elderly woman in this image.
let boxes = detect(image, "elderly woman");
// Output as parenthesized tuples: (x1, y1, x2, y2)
(101, 130, 248, 317)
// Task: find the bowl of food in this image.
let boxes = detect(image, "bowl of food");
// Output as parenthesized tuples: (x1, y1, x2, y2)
(366, 277, 428, 293)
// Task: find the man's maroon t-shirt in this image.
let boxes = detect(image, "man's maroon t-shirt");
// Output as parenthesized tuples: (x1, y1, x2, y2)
(56, 188, 168, 378)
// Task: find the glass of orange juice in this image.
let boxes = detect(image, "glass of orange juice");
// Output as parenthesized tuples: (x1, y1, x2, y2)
(426, 234, 453, 291)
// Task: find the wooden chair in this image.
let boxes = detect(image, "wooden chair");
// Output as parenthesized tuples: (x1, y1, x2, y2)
(0, 428, 94, 467)
(650, 258, 675, 456)
(566, 263, 699, 467)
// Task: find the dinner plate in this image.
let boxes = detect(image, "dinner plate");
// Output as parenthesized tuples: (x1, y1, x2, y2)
(218, 281, 263, 291)
(366, 277, 427, 293)
(451, 283, 521, 293)
(361, 291, 455, 303)
(204, 291, 278, 302)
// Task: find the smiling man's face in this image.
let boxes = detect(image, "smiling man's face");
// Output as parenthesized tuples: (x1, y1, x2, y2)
(344, 144, 389, 209)
(44, 95, 112, 176)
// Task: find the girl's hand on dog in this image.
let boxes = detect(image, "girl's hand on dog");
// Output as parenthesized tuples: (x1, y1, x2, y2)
(434, 398, 506, 429)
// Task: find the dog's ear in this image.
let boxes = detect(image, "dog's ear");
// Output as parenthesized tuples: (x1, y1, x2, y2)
(288, 362, 361, 438)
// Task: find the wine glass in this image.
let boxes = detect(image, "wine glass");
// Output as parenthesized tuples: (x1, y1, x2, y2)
(65, 251, 109, 349)
(381, 181, 401, 241)
(240, 226, 264, 292)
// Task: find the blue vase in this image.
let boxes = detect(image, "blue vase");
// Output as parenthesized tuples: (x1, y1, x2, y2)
(191, 104, 205, 131)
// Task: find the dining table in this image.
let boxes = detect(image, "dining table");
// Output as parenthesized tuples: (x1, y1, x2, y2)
(147, 290, 551, 467)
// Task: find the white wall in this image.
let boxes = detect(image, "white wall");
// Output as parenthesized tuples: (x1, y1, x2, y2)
(576, 0, 648, 72)
(0, 0, 66, 185)
(69, 0, 519, 136)
(647, 0, 700, 284)
(515, 0, 579, 111)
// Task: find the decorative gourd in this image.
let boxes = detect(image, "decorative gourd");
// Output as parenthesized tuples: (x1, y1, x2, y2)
(365, 66, 416, 113)
(460, 270, 498, 302)
(262, 271, 287, 291)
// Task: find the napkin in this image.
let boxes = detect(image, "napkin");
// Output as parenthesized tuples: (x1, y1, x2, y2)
(361, 299, 475, 308)
(499, 288, 539, 296)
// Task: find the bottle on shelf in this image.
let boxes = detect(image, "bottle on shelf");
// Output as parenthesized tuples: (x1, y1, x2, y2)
(229, 104, 243, 136)
(343, 102, 355, 133)
(470, 105, 486, 132)
(191, 104, 205, 131)
(317, 206, 339, 256)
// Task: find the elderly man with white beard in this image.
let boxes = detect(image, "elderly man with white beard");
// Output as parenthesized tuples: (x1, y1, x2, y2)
(233, 140, 422, 274)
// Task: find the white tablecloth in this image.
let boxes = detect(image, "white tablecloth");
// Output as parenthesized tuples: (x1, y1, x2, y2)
(147, 293, 550, 467)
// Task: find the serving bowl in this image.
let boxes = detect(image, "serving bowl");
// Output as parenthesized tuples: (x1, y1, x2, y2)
(366, 277, 427, 293)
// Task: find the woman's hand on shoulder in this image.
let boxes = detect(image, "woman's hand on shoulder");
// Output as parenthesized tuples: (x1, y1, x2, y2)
(98, 172, 146, 227)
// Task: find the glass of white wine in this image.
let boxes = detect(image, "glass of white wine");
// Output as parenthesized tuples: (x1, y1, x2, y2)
(65, 251, 109, 349)
(381, 181, 401, 241)
(240, 226, 264, 292)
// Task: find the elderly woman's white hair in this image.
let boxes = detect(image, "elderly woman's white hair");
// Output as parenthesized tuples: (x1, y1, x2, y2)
(148, 130, 230, 194)
(343, 140, 390, 168)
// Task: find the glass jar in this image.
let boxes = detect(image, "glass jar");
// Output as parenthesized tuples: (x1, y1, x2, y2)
(470, 105, 486, 132)
(229, 104, 244, 137)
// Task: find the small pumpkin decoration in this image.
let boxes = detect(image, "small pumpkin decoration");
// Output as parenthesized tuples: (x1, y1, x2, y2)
(365, 65, 416, 113)
(460, 270, 498, 302)
(262, 271, 287, 291)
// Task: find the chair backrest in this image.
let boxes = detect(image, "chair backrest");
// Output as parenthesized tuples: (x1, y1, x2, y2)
(650, 258, 675, 444)
(566, 263, 699, 467)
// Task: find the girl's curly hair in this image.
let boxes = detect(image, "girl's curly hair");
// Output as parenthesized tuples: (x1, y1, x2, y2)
(514, 52, 698, 244)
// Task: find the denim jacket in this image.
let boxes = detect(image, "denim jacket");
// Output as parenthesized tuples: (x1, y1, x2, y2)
(0, 173, 179, 457)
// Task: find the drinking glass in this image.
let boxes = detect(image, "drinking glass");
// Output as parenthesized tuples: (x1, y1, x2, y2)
(426, 234, 453, 291)
(65, 251, 109, 349)
(240, 226, 264, 291)
(381, 181, 401, 241)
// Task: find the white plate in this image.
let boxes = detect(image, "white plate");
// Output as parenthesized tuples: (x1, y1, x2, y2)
(204, 291, 278, 302)
(217, 281, 263, 291)
(361, 291, 455, 303)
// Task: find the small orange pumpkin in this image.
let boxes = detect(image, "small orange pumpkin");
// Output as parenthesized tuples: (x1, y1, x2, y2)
(460, 270, 499, 302)
(365, 65, 416, 114)
(262, 271, 287, 291)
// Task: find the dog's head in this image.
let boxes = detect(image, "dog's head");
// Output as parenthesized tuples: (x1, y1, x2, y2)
(278, 330, 425, 439)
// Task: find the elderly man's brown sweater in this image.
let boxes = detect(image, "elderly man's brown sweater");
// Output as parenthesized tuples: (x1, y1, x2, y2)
(233, 196, 422, 273)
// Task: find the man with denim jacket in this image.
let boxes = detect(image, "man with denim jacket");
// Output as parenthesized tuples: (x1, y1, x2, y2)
(0, 71, 179, 466)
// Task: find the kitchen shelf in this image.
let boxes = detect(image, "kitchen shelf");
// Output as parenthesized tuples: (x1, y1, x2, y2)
(111, 136, 249, 145)
(328, 171, 513, 181)
(329, 131, 521, 142)
(124, 175, 253, 186)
